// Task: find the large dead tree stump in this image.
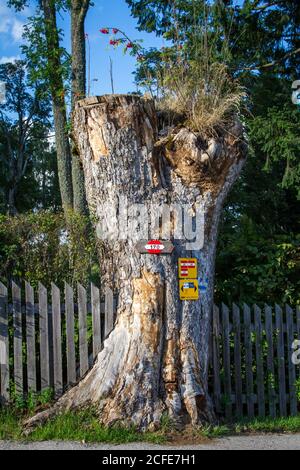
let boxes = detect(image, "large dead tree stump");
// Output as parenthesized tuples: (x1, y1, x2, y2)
(25, 94, 247, 432)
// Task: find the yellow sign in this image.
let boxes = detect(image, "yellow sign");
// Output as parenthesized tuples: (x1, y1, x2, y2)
(178, 258, 198, 279)
(179, 280, 199, 301)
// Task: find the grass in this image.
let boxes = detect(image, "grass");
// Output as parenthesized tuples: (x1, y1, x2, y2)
(1, 408, 300, 444)
(0, 408, 165, 444)
(203, 416, 300, 438)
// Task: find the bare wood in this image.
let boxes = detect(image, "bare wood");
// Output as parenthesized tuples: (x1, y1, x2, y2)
(254, 304, 265, 418)
(233, 303, 243, 418)
(244, 304, 254, 419)
(52, 284, 63, 397)
(286, 305, 297, 416)
(0, 283, 9, 403)
(12, 282, 23, 395)
(65, 283, 76, 386)
(25, 282, 36, 393)
(78, 283, 89, 377)
(91, 284, 101, 359)
(265, 305, 276, 418)
(39, 283, 50, 391)
(275, 304, 287, 417)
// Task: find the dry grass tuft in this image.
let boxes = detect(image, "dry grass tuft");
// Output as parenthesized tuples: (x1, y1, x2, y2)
(157, 60, 246, 135)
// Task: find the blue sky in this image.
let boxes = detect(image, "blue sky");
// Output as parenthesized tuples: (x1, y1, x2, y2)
(0, 0, 164, 95)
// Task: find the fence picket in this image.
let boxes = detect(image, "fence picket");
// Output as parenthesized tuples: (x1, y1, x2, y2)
(275, 304, 287, 417)
(222, 303, 232, 419)
(78, 283, 89, 377)
(233, 303, 243, 418)
(254, 305, 265, 418)
(39, 283, 50, 391)
(104, 286, 114, 339)
(244, 304, 254, 419)
(92, 284, 101, 359)
(52, 284, 63, 397)
(12, 282, 23, 395)
(265, 305, 276, 418)
(0, 283, 9, 403)
(212, 305, 221, 414)
(286, 305, 297, 416)
(25, 282, 36, 393)
(65, 283, 76, 386)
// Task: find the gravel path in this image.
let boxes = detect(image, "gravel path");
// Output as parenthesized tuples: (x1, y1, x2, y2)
(1, 434, 300, 450)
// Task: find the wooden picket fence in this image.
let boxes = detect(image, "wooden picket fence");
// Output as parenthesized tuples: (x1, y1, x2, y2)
(0, 281, 299, 419)
(211, 304, 300, 420)
(0, 281, 115, 403)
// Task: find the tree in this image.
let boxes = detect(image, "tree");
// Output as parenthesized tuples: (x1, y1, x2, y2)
(70, 0, 90, 214)
(8, 0, 90, 217)
(25, 94, 247, 431)
(0, 61, 52, 215)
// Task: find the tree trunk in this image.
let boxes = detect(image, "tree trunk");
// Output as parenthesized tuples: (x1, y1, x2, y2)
(70, 0, 89, 215)
(42, 0, 73, 217)
(25, 94, 247, 432)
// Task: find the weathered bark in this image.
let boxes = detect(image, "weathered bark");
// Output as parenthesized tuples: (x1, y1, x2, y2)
(70, 0, 89, 214)
(25, 94, 247, 432)
(42, 0, 73, 216)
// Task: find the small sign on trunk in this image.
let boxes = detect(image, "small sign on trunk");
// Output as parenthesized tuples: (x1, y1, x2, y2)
(136, 240, 174, 255)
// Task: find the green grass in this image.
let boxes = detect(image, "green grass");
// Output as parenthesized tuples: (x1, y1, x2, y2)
(202, 416, 300, 438)
(1, 408, 300, 443)
(0, 408, 165, 444)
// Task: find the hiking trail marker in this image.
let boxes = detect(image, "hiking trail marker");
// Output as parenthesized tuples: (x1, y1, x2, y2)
(179, 280, 199, 300)
(178, 258, 199, 300)
(136, 240, 174, 255)
(178, 258, 198, 279)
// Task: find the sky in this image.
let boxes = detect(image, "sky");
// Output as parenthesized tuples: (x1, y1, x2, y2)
(0, 0, 164, 95)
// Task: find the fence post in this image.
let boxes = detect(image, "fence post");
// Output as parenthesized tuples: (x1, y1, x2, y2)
(233, 303, 243, 418)
(65, 283, 76, 386)
(212, 304, 221, 414)
(275, 304, 287, 417)
(265, 304, 276, 418)
(25, 281, 36, 393)
(92, 283, 101, 359)
(222, 303, 232, 419)
(254, 304, 265, 418)
(39, 283, 50, 391)
(12, 282, 23, 396)
(78, 283, 89, 377)
(0, 283, 9, 404)
(52, 283, 63, 397)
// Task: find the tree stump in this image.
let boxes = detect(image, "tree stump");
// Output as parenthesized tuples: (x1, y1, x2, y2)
(25, 94, 247, 431)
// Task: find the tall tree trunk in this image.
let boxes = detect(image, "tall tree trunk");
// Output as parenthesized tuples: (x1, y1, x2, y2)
(25, 95, 247, 432)
(42, 0, 73, 217)
(70, 0, 89, 214)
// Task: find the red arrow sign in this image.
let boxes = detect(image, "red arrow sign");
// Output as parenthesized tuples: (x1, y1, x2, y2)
(144, 240, 165, 254)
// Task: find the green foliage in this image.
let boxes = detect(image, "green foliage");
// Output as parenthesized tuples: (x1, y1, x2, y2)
(0, 211, 100, 289)
(216, 216, 300, 306)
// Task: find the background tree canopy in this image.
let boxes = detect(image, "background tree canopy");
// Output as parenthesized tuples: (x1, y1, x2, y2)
(0, 0, 299, 304)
